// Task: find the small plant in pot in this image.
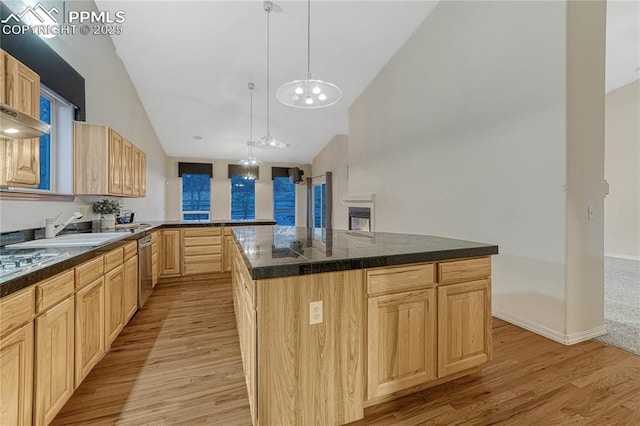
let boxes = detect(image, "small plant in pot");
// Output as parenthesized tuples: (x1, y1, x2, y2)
(93, 199, 121, 229)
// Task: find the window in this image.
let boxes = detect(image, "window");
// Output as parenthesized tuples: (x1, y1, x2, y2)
(231, 175, 255, 220)
(273, 177, 296, 225)
(314, 183, 327, 228)
(181, 173, 211, 221)
(37, 95, 51, 190)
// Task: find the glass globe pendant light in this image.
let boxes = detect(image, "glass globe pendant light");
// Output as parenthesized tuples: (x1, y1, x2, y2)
(239, 82, 262, 170)
(256, 1, 289, 149)
(276, 0, 341, 108)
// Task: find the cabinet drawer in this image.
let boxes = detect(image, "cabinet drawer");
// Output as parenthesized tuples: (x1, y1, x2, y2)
(367, 263, 435, 296)
(123, 241, 137, 261)
(184, 245, 222, 256)
(182, 227, 222, 238)
(75, 257, 104, 289)
(104, 247, 124, 272)
(36, 270, 74, 313)
(183, 236, 221, 247)
(0, 286, 35, 336)
(183, 255, 222, 275)
(438, 257, 491, 284)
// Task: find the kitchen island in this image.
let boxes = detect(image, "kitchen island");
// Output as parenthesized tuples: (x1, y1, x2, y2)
(231, 226, 498, 426)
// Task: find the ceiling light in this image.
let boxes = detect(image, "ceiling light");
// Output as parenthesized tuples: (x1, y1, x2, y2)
(276, 0, 342, 109)
(239, 83, 263, 167)
(4, 128, 19, 134)
(255, 1, 289, 150)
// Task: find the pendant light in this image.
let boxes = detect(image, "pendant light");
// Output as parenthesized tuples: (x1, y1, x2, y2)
(239, 82, 262, 171)
(276, 0, 341, 108)
(256, 1, 288, 149)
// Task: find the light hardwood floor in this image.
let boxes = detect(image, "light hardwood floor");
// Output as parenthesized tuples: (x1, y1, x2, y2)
(54, 276, 640, 425)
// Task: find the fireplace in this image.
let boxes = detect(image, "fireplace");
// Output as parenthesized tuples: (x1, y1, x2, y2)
(348, 207, 371, 232)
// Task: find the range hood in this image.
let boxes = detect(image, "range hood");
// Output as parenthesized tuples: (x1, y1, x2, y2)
(0, 103, 51, 139)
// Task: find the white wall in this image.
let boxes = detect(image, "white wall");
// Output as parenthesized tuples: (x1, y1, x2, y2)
(165, 157, 310, 223)
(346, 0, 606, 342)
(311, 135, 349, 230)
(0, 1, 167, 232)
(604, 80, 640, 260)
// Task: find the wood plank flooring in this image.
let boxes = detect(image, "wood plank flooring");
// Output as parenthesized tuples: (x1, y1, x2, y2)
(54, 276, 640, 425)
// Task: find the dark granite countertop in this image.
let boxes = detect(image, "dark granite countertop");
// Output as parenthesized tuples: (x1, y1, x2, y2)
(0, 219, 276, 298)
(232, 226, 499, 280)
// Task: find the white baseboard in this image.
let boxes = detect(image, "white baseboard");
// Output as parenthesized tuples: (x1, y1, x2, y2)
(605, 253, 640, 262)
(493, 311, 607, 345)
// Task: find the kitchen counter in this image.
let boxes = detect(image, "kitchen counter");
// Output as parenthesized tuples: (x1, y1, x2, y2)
(232, 225, 499, 280)
(0, 219, 276, 297)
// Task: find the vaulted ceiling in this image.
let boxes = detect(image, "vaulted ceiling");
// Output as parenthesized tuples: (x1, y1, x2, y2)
(23, 0, 635, 165)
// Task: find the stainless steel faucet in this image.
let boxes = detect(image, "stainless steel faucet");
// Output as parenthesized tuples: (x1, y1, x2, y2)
(45, 212, 84, 238)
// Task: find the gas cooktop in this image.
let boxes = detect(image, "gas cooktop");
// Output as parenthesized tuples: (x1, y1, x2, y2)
(0, 251, 70, 280)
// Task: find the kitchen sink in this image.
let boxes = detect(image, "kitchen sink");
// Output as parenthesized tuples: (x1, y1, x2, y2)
(5, 232, 126, 249)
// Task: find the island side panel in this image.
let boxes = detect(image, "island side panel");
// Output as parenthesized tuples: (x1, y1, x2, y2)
(257, 270, 365, 426)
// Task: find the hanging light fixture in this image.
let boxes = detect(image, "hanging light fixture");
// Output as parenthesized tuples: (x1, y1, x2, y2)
(239, 82, 262, 171)
(256, 1, 289, 149)
(276, 0, 341, 108)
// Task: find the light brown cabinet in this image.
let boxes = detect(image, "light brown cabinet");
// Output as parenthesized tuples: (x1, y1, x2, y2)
(367, 288, 437, 400)
(223, 228, 234, 272)
(124, 254, 138, 323)
(160, 229, 181, 277)
(0, 49, 40, 188)
(437, 279, 491, 377)
(73, 122, 147, 197)
(0, 321, 34, 426)
(132, 147, 141, 196)
(365, 257, 493, 404)
(231, 244, 257, 424)
(105, 264, 125, 347)
(122, 139, 133, 196)
(34, 297, 75, 426)
(182, 227, 223, 275)
(151, 231, 159, 287)
(74, 276, 105, 387)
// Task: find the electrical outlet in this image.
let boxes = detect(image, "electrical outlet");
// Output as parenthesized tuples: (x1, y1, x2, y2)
(309, 301, 323, 325)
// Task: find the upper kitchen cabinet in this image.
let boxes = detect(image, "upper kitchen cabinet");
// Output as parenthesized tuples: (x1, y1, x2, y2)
(73, 122, 147, 197)
(0, 49, 41, 188)
(1, 49, 40, 118)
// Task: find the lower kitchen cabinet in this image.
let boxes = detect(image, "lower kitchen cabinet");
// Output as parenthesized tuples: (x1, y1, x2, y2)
(367, 288, 437, 400)
(437, 279, 492, 377)
(0, 321, 34, 426)
(182, 227, 222, 275)
(75, 277, 105, 387)
(34, 297, 74, 426)
(151, 231, 159, 287)
(223, 234, 234, 272)
(105, 264, 125, 346)
(160, 229, 181, 277)
(124, 255, 138, 323)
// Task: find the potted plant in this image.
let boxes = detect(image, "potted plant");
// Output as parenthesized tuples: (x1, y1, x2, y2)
(93, 199, 121, 229)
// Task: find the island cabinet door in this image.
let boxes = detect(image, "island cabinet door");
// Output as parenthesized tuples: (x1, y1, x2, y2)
(437, 279, 492, 378)
(367, 289, 437, 401)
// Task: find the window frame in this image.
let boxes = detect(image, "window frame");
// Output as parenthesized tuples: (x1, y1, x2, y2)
(230, 174, 256, 220)
(273, 176, 296, 226)
(180, 173, 212, 222)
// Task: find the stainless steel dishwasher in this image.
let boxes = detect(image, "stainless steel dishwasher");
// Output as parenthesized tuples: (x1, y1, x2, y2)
(138, 235, 152, 308)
